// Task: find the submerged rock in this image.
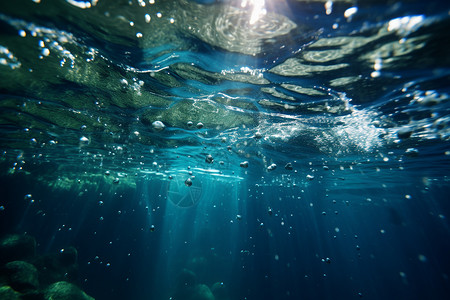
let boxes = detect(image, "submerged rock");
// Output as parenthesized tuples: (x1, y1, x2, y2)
(211, 282, 229, 300)
(190, 284, 214, 300)
(4, 260, 39, 292)
(0, 286, 21, 300)
(34, 247, 79, 286)
(44, 281, 94, 300)
(0, 234, 36, 265)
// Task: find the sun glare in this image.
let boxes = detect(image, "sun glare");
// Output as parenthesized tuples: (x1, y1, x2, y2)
(241, 0, 267, 25)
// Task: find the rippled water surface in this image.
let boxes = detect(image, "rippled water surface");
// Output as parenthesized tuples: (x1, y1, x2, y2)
(0, 0, 449, 299)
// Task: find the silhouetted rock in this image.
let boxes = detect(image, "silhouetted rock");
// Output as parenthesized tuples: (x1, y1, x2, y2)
(0, 285, 21, 300)
(4, 261, 39, 292)
(44, 281, 94, 300)
(211, 282, 229, 300)
(34, 247, 79, 286)
(0, 235, 36, 265)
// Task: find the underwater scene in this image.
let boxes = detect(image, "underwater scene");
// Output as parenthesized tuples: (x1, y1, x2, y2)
(0, 0, 449, 299)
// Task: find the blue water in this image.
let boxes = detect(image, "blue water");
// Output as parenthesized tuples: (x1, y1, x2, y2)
(0, 0, 450, 299)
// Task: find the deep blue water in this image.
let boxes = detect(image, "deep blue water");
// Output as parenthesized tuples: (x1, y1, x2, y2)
(1, 0, 450, 299)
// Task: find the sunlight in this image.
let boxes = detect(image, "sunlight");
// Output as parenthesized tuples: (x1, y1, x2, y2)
(241, 0, 267, 25)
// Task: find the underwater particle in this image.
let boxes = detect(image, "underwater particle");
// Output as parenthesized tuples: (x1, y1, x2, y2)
(323, 165, 329, 170)
(205, 154, 214, 164)
(187, 121, 193, 127)
(274, 254, 279, 261)
(136, 32, 143, 38)
(120, 78, 128, 86)
(397, 128, 413, 139)
(24, 194, 32, 200)
(418, 254, 427, 262)
(41, 48, 50, 56)
(104, 170, 110, 176)
(284, 163, 293, 170)
(236, 214, 242, 220)
(0, 205, 4, 211)
(79, 136, 89, 142)
(405, 148, 419, 156)
(19, 30, 26, 37)
(113, 178, 120, 184)
(306, 174, 314, 180)
(145, 14, 151, 23)
(268, 208, 273, 216)
(260, 222, 264, 228)
(267, 163, 277, 172)
(185, 178, 193, 187)
(150, 225, 155, 232)
(98, 201, 104, 206)
(358, 292, 363, 298)
(80, 125, 87, 130)
(221, 137, 227, 143)
(344, 6, 358, 19)
(356, 245, 360, 251)
(240, 161, 249, 168)
(152, 120, 165, 131)
(168, 175, 173, 180)
(254, 132, 263, 139)
(196, 122, 204, 129)
(322, 257, 331, 264)
(322, 211, 326, 216)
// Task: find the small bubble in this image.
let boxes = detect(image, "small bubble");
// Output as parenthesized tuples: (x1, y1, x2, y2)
(205, 154, 214, 164)
(136, 32, 143, 38)
(0, 205, 5, 211)
(184, 178, 193, 187)
(267, 163, 277, 172)
(145, 14, 151, 23)
(152, 120, 165, 131)
(240, 161, 249, 168)
(18, 30, 26, 37)
(41, 48, 50, 56)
